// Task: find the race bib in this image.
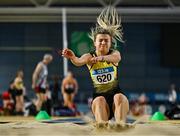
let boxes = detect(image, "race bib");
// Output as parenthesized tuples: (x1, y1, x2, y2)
(92, 67, 115, 84)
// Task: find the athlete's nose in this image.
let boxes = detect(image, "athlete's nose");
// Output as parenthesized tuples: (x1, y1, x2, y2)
(101, 40, 106, 45)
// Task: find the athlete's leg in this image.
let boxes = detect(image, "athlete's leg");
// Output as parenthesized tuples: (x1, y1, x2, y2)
(19, 95, 24, 112)
(92, 96, 109, 123)
(70, 93, 75, 103)
(67, 93, 75, 109)
(36, 93, 46, 111)
(39, 93, 47, 110)
(62, 93, 71, 107)
(113, 93, 129, 123)
(35, 93, 41, 111)
(15, 96, 21, 112)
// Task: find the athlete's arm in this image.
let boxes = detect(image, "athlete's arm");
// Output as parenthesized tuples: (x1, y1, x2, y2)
(103, 50, 121, 64)
(90, 50, 121, 65)
(32, 63, 42, 89)
(62, 48, 92, 66)
(70, 53, 92, 66)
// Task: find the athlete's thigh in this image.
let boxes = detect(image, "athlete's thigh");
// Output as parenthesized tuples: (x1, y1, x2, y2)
(91, 96, 110, 116)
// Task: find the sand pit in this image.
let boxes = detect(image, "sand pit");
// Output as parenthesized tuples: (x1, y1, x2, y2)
(0, 116, 180, 136)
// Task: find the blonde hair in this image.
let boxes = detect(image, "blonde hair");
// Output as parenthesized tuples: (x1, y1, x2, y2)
(89, 6, 123, 48)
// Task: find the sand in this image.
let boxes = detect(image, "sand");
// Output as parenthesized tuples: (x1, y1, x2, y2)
(0, 116, 180, 136)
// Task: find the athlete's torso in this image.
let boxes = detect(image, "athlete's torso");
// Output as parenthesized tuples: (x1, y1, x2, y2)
(36, 62, 48, 89)
(14, 77, 24, 90)
(63, 78, 76, 94)
(87, 50, 119, 93)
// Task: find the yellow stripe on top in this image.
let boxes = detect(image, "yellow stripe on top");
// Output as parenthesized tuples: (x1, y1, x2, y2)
(87, 61, 118, 93)
(14, 81, 24, 90)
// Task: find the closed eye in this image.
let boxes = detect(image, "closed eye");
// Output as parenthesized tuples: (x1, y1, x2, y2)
(99, 39, 108, 42)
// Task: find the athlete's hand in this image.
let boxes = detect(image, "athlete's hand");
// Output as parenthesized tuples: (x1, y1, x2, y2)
(62, 48, 75, 59)
(90, 56, 104, 64)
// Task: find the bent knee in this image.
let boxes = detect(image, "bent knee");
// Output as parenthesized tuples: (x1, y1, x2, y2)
(92, 96, 107, 106)
(114, 93, 129, 105)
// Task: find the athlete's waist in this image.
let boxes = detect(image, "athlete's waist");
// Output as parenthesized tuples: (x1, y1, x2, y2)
(93, 81, 119, 93)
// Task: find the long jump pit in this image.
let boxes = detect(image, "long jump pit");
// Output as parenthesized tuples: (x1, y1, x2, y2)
(0, 115, 180, 136)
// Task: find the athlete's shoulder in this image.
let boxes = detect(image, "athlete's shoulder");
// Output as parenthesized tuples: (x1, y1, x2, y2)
(109, 49, 119, 54)
(35, 62, 44, 72)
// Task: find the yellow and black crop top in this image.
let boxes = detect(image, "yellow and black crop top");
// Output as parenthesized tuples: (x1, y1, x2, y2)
(14, 81, 24, 90)
(87, 50, 119, 93)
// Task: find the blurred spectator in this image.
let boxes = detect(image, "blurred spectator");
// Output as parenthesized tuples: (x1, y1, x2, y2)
(52, 72, 80, 116)
(8, 81, 16, 109)
(32, 54, 53, 112)
(0, 94, 3, 115)
(49, 75, 61, 107)
(130, 93, 149, 116)
(165, 83, 180, 119)
(168, 83, 177, 105)
(13, 70, 26, 115)
(61, 71, 78, 112)
(2, 91, 14, 115)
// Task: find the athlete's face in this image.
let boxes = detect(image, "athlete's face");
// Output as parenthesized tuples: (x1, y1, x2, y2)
(94, 34, 111, 54)
(18, 71, 24, 78)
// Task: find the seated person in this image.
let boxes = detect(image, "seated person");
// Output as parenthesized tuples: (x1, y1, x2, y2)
(2, 91, 14, 115)
(13, 70, 26, 115)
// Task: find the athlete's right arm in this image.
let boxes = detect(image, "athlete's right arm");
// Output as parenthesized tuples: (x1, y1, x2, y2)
(62, 48, 92, 66)
(32, 63, 42, 89)
(70, 53, 92, 66)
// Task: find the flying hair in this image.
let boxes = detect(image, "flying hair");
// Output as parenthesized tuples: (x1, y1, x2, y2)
(89, 6, 123, 48)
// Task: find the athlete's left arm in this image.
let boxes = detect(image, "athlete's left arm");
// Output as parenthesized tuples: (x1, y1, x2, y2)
(99, 50, 121, 64)
(103, 50, 121, 64)
(89, 50, 121, 65)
